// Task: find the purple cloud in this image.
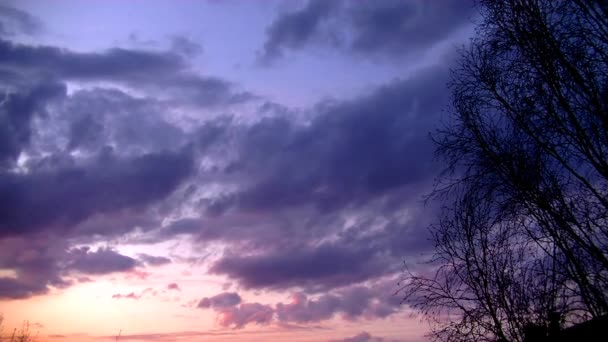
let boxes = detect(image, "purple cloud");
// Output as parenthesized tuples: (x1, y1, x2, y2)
(331, 331, 386, 342)
(0, 2, 455, 317)
(261, 0, 475, 60)
(261, 0, 340, 61)
(216, 303, 274, 329)
(0, 237, 144, 299)
(197, 292, 241, 309)
(0, 80, 66, 166)
(210, 242, 390, 292)
(0, 4, 42, 36)
(138, 254, 172, 267)
(199, 280, 401, 328)
(112, 292, 141, 300)
(276, 284, 401, 324)
(112, 288, 157, 300)
(66, 247, 137, 275)
(0, 147, 194, 238)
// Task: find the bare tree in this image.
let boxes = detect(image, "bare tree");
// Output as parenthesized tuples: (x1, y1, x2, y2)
(402, 0, 608, 341)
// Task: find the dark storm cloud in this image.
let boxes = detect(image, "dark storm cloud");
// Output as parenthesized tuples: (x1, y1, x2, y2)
(210, 242, 390, 291)
(262, 0, 341, 60)
(0, 277, 50, 300)
(65, 247, 137, 275)
(0, 147, 194, 237)
(203, 201, 434, 292)
(0, 39, 252, 107)
(230, 65, 448, 213)
(0, 5, 42, 37)
(141, 65, 448, 292)
(261, 0, 475, 60)
(0, 237, 140, 299)
(0, 39, 184, 80)
(197, 292, 242, 309)
(347, 0, 474, 56)
(0, 2, 455, 303)
(0, 80, 66, 166)
(0, 236, 69, 299)
(0, 31, 208, 298)
(61, 88, 186, 153)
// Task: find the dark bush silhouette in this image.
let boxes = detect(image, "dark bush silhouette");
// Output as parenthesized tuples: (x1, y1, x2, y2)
(0, 315, 37, 342)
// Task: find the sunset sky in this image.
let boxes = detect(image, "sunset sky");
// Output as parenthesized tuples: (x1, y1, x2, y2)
(0, 1, 476, 341)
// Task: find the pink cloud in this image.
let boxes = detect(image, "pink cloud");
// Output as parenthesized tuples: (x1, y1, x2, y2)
(217, 303, 274, 328)
(112, 292, 140, 300)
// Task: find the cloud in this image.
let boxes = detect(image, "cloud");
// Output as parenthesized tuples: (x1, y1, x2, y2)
(206, 208, 434, 292)
(183, 65, 449, 292)
(0, 237, 140, 299)
(0, 236, 70, 299)
(138, 254, 172, 266)
(112, 288, 157, 300)
(227, 65, 447, 214)
(198, 292, 241, 309)
(0, 277, 53, 300)
(0, 39, 183, 81)
(112, 292, 141, 300)
(275, 283, 402, 324)
(123, 64, 448, 295)
(167, 283, 180, 291)
(0, 38, 253, 107)
(0, 147, 194, 237)
(0, 76, 228, 297)
(198, 280, 402, 328)
(196, 292, 272, 329)
(261, 0, 340, 60)
(347, 0, 474, 56)
(210, 242, 390, 292)
(66, 247, 137, 275)
(171, 35, 203, 57)
(0, 80, 67, 166)
(261, 0, 475, 61)
(0, 14, 453, 307)
(0, 5, 42, 37)
(216, 303, 274, 328)
(331, 331, 385, 342)
(126, 270, 151, 281)
(61, 88, 186, 153)
(0, 31, 250, 299)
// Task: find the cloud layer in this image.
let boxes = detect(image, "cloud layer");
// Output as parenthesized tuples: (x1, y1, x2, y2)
(196, 278, 402, 329)
(261, 0, 475, 61)
(0, 2, 469, 337)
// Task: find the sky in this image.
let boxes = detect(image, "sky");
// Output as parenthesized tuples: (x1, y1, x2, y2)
(0, 1, 477, 341)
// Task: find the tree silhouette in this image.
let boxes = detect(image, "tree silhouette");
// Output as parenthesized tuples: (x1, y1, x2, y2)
(402, 1, 608, 341)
